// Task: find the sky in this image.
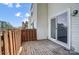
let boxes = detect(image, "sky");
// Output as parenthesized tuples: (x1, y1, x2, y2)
(0, 3, 32, 27)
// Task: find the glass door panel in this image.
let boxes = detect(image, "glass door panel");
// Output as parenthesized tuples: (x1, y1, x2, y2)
(57, 12, 68, 43)
(51, 18, 56, 39)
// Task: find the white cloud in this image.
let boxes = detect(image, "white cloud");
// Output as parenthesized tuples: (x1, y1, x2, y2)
(3, 3, 13, 7)
(25, 13, 30, 17)
(8, 3, 13, 7)
(16, 3, 21, 8)
(15, 12, 21, 17)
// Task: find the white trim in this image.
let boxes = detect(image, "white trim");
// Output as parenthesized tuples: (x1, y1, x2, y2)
(49, 9, 71, 50)
(67, 9, 71, 49)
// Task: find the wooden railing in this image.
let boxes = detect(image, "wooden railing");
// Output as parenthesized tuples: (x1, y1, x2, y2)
(0, 36, 1, 55)
(4, 29, 21, 55)
(0, 29, 37, 55)
(0, 32, 4, 55)
(0, 32, 2, 55)
(21, 29, 37, 42)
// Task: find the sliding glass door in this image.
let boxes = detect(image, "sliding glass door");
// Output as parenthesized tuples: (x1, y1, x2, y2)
(50, 9, 71, 49)
(57, 12, 68, 43)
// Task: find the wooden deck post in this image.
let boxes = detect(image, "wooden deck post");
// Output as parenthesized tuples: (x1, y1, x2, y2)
(4, 31, 10, 55)
(12, 31, 16, 55)
(9, 30, 14, 55)
(0, 34, 2, 55)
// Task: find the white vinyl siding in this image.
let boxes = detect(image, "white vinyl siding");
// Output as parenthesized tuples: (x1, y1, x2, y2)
(72, 17, 79, 52)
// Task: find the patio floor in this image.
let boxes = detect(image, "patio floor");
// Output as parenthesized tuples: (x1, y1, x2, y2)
(21, 39, 78, 55)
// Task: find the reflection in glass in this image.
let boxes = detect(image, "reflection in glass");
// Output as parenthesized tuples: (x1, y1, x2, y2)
(57, 12, 67, 43)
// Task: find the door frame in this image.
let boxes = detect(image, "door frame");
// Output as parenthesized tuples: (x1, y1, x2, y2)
(50, 9, 71, 50)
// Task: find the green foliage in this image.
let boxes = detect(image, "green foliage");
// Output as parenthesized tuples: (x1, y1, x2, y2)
(0, 21, 14, 30)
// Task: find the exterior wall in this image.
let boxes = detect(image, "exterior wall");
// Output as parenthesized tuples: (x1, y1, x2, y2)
(72, 13, 79, 52)
(30, 3, 37, 29)
(30, 3, 48, 40)
(48, 3, 79, 53)
(28, 17, 31, 29)
(37, 3, 48, 39)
